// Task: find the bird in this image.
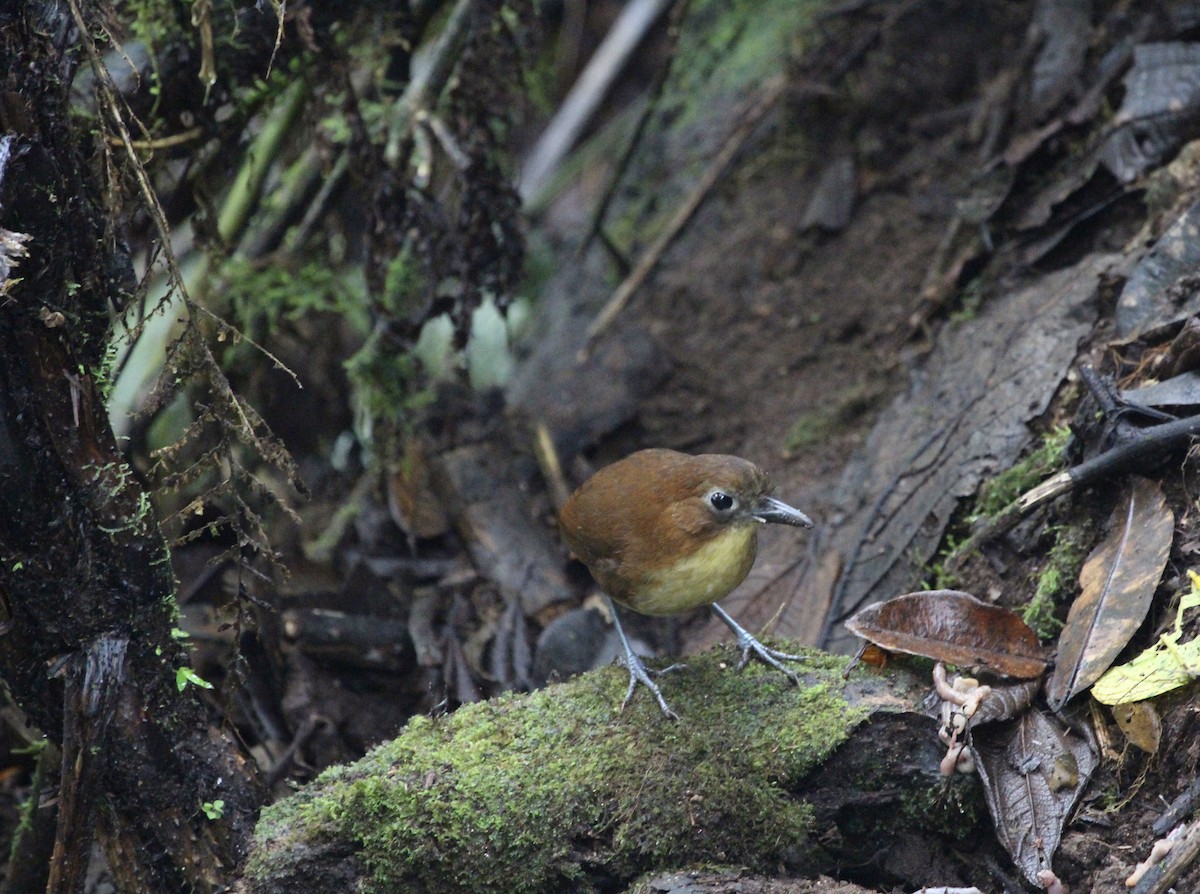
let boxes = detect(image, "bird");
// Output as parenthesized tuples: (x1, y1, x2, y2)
(558, 448, 813, 718)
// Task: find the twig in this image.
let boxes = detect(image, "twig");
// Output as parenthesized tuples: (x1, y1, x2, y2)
(104, 126, 204, 151)
(1153, 776, 1200, 837)
(383, 0, 479, 169)
(519, 0, 674, 203)
(577, 0, 692, 256)
(945, 410, 1200, 573)
(577, 74, 786, 362)
(532, 422, 571, 511)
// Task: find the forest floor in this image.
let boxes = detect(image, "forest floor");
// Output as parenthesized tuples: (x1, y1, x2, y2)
(226, 3, 1199, 891)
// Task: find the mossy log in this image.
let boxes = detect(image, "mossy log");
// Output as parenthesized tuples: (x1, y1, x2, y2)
(243, 648, 982, 894)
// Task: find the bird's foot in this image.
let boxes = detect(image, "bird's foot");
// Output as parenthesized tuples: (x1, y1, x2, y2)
(618, 653, 684, 720)
(711, 603, 804, 685)
(731, 633, 803, 683)
(606, 596, 684, 719)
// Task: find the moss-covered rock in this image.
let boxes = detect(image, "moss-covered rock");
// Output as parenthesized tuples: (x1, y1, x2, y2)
(245, 647, 919, 894)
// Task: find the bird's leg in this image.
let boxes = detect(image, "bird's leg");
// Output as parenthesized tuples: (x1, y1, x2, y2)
(710, 603, 804, 685)
(607, 596, 683, 720)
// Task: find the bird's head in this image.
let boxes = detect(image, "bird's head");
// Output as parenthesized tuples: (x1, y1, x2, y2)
(666, 454, 813, 538)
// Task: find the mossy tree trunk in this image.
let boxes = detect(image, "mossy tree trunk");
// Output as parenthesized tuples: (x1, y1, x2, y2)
(0, 4, 261, 892)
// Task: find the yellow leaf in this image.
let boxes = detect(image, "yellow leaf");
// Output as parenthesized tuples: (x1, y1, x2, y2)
(1092, 572, 1200, 705)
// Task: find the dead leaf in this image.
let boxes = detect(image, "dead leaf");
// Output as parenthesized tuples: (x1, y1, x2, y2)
(1124, 371, 1200, 411)
(800, 155, 856, 232)
(1109, 702, 1162, 754)
(818, 253, 1113, 654)
(1092, 569, 1200, 705)
(844, 590, 1048, 678)
(1116, 199, 1200, 338)
(1098, 43, 1200, 184)
(973, 677, 1042, 726)
(970, 708, 1098, 887)
(387, 437, 451, 541)
(1046, 477, 1174, 711)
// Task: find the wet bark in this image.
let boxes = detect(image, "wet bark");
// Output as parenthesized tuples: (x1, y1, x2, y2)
(0, 4, 260, 892)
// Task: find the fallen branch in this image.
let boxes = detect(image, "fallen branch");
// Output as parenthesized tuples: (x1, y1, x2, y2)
(944, 410, 1200, 574)
(577, 74, 786, 362)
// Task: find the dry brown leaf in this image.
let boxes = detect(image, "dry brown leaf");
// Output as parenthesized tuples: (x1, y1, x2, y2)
(844, 590, 1048, 678)
(1110, 702, 1162, 754)
(970, 708, 1098, 886)
(1046, 477, 1174, 711)
(387, 437, 451, 541)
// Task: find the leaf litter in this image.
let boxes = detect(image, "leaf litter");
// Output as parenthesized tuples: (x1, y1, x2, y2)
(1046, 477, 1174, 711)
(1093, 569, 1200, 705)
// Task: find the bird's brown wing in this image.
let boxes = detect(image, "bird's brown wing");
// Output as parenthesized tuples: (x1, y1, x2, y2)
(559, 452, 700, 605)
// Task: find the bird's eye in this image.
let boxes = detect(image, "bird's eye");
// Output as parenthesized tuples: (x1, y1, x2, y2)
(708, 491, 736, 512)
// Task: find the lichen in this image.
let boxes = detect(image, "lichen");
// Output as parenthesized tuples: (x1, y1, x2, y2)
(248, 647, 864, 894)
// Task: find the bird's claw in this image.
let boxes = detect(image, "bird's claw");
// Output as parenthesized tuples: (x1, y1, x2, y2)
(733, 633, 803, 685)
(618, 653, 684, 720)
(712, 602, 804, 685)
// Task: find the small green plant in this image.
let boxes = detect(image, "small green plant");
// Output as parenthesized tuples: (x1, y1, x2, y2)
(176, 666, 214, 692)
(948, 277, 986, 323)
(220, 258, 369, 345)
(202, 800, 225, 820)
(972, 426, 1072, 522)
(926, 533, 967, 590)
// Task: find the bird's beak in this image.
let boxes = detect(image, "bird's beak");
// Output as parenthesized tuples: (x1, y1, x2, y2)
(752, 496, 813, 528)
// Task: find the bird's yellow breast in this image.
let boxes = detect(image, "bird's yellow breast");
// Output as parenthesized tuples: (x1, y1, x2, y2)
(631, 523, 758, 615)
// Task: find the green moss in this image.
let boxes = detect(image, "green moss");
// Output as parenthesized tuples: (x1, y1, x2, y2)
(220, 257, 369, 345)
(971, 425, 1071, 522)
(784, 382, 885, 452)
(1022, 527, 1084, 641)
(249, 648, 865, 894)
(897, 775, 982, 840)
(667, 0, 822, 132)
(580, 0, 824, 246)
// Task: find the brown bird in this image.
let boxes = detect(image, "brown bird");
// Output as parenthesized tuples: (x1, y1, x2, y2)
(558, 448, 813, 718)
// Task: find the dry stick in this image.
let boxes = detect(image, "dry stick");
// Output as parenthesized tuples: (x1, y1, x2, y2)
(383, 0, 479, 169)
(944, 411, 1200, 574)
(1131, 820, 1200, 894)
(519, 0, 674, 203)
(1153, 777, 1200, 837)
(532, 422, 572, 512)
(577, 74, 786, 363)
(105, 126, 204, 151)
(577, 0, 693, 259)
